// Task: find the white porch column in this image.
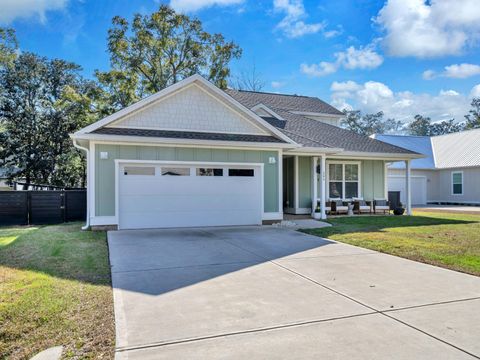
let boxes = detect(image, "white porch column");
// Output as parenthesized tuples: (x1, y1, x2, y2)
(320, 155, 327, 219)
(294, 155, 299, 212)
(405, 159, 412, 215)
(311, 156, 318, 217)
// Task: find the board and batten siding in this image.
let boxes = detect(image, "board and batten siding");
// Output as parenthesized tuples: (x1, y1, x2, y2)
(94, 144, 279, 217)
(361, 160, 386, 200)
(293, 157, 386, 206)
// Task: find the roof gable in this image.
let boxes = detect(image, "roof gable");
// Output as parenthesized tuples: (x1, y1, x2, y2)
(74, 75, 294, 144)
(108, 83, 267, 135)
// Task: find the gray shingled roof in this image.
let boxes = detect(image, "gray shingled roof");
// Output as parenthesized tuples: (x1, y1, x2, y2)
(225, 89, 344, 115)
(93, 127, 286, 143)
(225, 90, 417, 155)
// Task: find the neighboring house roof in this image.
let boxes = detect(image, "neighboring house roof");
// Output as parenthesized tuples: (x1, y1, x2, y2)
(373, 135, 435, 169)
(224, 89, 344, 116)
(93, 127, 286, 143)
(432, 128, 480, 168)
(373, 128, 480, 169)
(226, 93, 417, 155)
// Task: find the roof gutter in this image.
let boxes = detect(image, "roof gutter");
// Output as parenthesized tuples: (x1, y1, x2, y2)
(332, 151, 425, 160)
(285, 147, 344, 155)
(72, 139, 90, 230)
(72, 133, 299, 150)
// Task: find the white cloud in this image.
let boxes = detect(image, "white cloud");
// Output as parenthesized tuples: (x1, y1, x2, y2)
(331, 80, 477, 122)
(331, 80, 362, 92)
(169, 0, 243, 12)
(271, 81, 285, 89)
(443, 64, 480, 79)
(471, 84, 480, 98)
(375, 0, 480, 58)
(0, 0, 67, 24)
(300, 45, 383, 77)
(273, 0, 324, 38)
(300, 62, 337, 77)
(336, 46, 384, 70)
(424, 63, 480, 80)
(422, 70, 437, 80)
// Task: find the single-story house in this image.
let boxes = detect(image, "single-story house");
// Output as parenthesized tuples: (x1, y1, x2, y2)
(72, 75, 420, 230)
(373, 130, 480, 206)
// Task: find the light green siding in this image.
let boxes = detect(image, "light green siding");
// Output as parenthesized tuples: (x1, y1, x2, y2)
(361, 160, 386, 200)
(94, 144, 279, 216)
(290, 157, 386, 205)
(298, 156, 312, 208)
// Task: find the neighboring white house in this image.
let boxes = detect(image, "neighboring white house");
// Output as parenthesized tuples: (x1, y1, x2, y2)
(374, 129, 480, 206)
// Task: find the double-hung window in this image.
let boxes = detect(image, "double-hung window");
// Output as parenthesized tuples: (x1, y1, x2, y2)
(328, 162, 360, 199)
(452, 171, 463, 195)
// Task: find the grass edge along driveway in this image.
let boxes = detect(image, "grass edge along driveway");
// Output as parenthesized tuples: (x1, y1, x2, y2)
(303, 211, 480, 277)
(0, 223, 114, 359)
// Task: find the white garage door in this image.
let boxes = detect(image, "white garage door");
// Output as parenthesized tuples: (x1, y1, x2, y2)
(388, 176, 427, 205)
(118, 162, 263, 229)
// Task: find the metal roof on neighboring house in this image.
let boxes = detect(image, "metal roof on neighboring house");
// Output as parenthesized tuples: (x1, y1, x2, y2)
(373, 134, 435, 169)
(431, 128, 480, 168)
(225, 89, 344, 116)
(374, 129, 480, 169)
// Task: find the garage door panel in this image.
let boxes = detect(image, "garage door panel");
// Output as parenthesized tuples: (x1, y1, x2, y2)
(120, 193, 260, 212)
(121, 209, 260, 229)
(118, 163, 263, 229)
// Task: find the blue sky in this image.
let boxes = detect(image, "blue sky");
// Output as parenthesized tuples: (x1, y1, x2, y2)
(3, 0, 480, 123)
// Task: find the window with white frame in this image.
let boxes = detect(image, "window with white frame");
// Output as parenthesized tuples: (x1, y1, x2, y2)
(328, 162, 360, 199)
(452, 171, 463, 195)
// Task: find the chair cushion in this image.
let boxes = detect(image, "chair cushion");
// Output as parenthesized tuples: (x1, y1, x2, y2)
(375, 200, 388, 206)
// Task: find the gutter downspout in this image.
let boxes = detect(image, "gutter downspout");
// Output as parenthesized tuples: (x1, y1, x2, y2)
(73, 139, 90, 230)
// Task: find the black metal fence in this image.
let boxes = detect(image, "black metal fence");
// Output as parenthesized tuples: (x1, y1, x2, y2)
(0, 190, 86, 226)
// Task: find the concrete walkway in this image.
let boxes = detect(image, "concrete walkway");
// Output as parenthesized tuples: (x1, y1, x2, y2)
(108, 226, 480, 359)
(415, 205, 480, 214)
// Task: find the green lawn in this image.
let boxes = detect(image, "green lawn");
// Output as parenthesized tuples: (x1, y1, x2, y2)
(303, 211, 480, 276)
(0, 223, 114, 359)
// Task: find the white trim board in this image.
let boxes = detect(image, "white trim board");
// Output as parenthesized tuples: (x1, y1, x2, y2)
(326, 160, 362, 200)
(451, 170, 464, 196)
(74, 134, 295, 149)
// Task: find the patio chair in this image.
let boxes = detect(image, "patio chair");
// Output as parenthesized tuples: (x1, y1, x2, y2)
(374, 199, 390, 214)
(330, 199, 348, 215)
(353, 198, 372, 214)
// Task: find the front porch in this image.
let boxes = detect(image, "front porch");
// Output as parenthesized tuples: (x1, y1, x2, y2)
(282, 155, 413, 219)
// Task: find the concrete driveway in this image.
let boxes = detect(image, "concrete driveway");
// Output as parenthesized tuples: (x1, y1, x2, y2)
(108, 227, 480, 359)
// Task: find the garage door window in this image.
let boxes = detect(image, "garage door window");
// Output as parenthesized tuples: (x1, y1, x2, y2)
(196, 168, 223, 176)
(162, 167, 190, 176)
(228, 169, 254, 177)
(452, 171, 463, 195)
(124, 166, 155, 176)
